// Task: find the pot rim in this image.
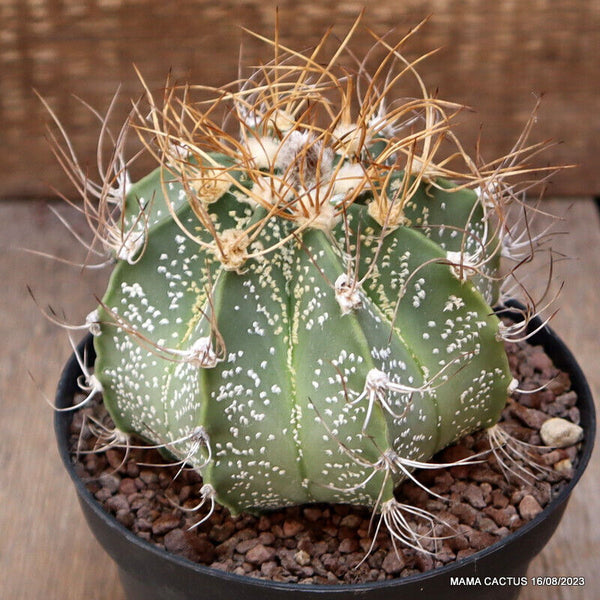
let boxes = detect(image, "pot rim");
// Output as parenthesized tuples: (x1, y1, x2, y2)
(54, 302, 595, 593)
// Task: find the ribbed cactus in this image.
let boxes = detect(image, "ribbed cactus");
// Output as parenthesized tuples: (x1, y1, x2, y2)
(94, 166, 511, 517)
(49, 20, 552, 547)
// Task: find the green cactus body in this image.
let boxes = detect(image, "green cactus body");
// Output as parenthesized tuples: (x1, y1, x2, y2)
(94, 158, 512, 516)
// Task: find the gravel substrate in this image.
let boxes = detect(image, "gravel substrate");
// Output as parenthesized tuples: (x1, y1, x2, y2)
(68, 334, 582, 584)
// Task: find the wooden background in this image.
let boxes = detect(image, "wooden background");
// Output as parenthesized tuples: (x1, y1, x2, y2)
(1, 1, 599, 599)
(1, 0, 599, 199)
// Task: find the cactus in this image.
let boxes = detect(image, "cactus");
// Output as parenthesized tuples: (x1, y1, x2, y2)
(47, 19, 557, 548)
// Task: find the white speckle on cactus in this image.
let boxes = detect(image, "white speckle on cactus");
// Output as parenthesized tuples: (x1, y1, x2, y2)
(443, 295, 466, 312)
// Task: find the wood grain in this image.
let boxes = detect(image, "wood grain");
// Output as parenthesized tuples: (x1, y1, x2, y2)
(1, 0, 599, 199)
(0, 198, 598, 599)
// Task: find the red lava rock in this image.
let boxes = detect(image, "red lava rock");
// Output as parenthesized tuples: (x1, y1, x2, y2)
(518, 494, 543, 521)
(484, 505, 519, 529)
(282, 519, 304, 537)
(106, 449, 126, 470)
(164, 529, 193, 557)
(547, 373, 571, 395)
(462, 483, 487, 509)
(340, 514, 362, 528)
(382, 551, 406, 574)
(106, 493, 129, 513)
(139, 469, 159, 485)
(509, 403, 549, 429)
(529, 349, 554, 372)
(246, 543, 277, 565)
(126, 460, 140, 478)
(236, 538, 261, 554)
(210, 521, 236, 542)
(491, 489, 509, 509)
(116, 509, 135, 528)
(431, 470, 455, 493)
(98, 472, 120, 494)
(302, 507, 322, 522)
(339, 538, 359, 553)
(152, 513, 182, 535)
(450, 502, 478, 526)
(119, 477, 138, 496)
(467, 530, 496, 551)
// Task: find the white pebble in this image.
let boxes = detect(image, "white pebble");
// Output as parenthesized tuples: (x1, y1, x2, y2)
(540, 417, 583, 448)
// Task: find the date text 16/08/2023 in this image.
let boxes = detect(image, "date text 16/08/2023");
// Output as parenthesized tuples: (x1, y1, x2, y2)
(450, 576, 586, 587)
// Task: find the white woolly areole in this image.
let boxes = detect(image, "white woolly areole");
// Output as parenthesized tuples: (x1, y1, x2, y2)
(334, 274, 363, 314)
(364, 368, 391, 391)
(446, 250, 478, 280)
(245, 136, 280, 170)
(86, 309, 101, 336)
(116, 232, 145, 264)
(333, 162, 367, 196)
(296, 193, 339, 231)
(333, 122, 367, 155)
(185, 337, 219, 368)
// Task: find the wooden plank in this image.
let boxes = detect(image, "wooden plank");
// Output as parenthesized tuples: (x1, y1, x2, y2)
(0, 198, 598, 598)
(1, 0, 599, 199)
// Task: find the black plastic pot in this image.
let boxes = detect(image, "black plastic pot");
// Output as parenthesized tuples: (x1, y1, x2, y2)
(55, 308, 595, 600)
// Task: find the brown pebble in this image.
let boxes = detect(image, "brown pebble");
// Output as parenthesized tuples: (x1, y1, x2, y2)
(139, 469, 159, 485)
(119, 478, 138, 496)
(106, 449, 126, 470)
(259, 532, 276, 546)
(246, 544, 277, 565)
(236, 538, 261, 554)
(339, 514, 362, 528)
(484, 505, 519, 528)
(126, 460, 140, 478)
(518, 494, 543, 521)
(164, 529, 191, 556)
(450, 502, 478, 526)
(382, 551, 406, 574)
(303, 507, 322, 522)
(468, 530, 496, 551)
(178, 485, 192, 502)
(106, 493, 129, 513)
(339, 538, 359, 553)
(281, 520, 303, 537)
(95, 488, 113, 502)
(547, 372, 571, 395)
(98, 472, 120, 494)
(491, 489, 509, 508)
(477, 516, 499, 534)
(152, 513, 182, 535)
(415, 552, 434, 572)
(529, 349, 554, 372)
(210, 521, 236, 542)
(462, 483, 487, 509)
(260, 561, 278, 577)
(509, 403, 549, 430)
(116, 509, 135, 528)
